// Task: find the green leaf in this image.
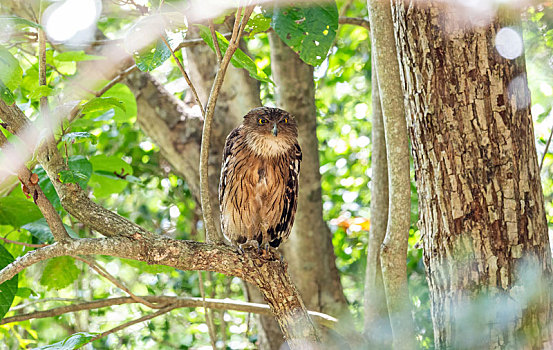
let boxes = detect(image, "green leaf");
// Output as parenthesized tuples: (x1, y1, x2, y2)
(16, 287, 37, 298)
(62, 132, 96, 145)
(0, 46, 22, 90)
(34, 166, 61, 211)
(89, 155, 133, 198)
(81, 97, 126, 115)
(22, 218, 55, 243)
(246, 13, 271, 38)
(65, 156, 93, 189)
(29, 86, 54, 100)
(0, 15, 41, 29)
(100, 83, 137, 123)
(33, 332, 97, 349)
(270, 3, 338, 66)
(134, 38, 171, 72)
(54, 51, 104, 62)
(58, 170, 88, 184)
(197, 25, 272, 83)
(0, 197, 43, 227)
(40, 256, 80, 290)
(22, 218, 77, 243)
(0, 79, 15, 104)
(0, 244, 17, 321)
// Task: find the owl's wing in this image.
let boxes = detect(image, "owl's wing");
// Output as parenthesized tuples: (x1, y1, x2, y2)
(219, 127, 241, 206)
(269, 142, 302, 247)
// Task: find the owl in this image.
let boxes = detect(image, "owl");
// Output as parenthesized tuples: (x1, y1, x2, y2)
(219, 107, 302, 253)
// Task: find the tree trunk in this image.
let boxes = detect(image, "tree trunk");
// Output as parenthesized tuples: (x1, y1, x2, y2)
(392, 3, 553, 348)
(269, 32, 359, 347)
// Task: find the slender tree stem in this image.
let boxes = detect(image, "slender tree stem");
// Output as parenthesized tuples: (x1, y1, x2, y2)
(0, 236, 48, 248)
(539, 127, 553, 170)
(209, 19, 223, 63)
(160, 36, 205, 115)
(199, 5, 254, 243)
(198, 271, 218, 348)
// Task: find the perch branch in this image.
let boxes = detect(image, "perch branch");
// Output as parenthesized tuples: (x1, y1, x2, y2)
(2, 295, 337, 328)
(0, 236, 320, 346)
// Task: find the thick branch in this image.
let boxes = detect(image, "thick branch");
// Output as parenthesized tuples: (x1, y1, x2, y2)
(0, 236, 319, 345)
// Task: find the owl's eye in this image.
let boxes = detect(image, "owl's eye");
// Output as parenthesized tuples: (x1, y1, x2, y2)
(281, 118, 288, 124)
(258, 118, 268, 125)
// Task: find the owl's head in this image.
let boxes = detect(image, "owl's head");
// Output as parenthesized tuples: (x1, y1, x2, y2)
(242, 107, 298, 157)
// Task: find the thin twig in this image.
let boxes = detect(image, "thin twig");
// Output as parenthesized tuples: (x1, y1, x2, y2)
(199, 5, 255, 243)
(160, 36, 205, 114)
(10, 298, 84, 312)
(338, 16, 370, 30)
(95, 65, 138, 98)
(0, 236, 48, 248)
(2, 295, 338, 328)
(539, 127, 553, 170)
(209, 19, 223, 63)
(198, 271, 218, 348)
(73, 256, 163, 309)
(85, 304, 178, 345)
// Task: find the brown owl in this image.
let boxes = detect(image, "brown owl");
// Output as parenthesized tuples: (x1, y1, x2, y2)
(219, 107, 302, 253)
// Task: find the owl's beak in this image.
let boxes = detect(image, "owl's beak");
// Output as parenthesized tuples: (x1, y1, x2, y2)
(272, 123, 278, 137)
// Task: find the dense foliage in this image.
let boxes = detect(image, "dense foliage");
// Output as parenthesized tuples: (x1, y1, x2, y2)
(0, 1, 552, 349)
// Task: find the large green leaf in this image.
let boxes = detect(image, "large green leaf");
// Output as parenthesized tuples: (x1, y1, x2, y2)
(33, 332, 97, 349)
(101, 83, 137, 123)
(0, 244, 17, 321)
(197, 25, 272, 83)
(89, 155, 133, 198)
(81, 97, 126, 115)
(0, 197, 43, 227)
(134, 38, 171, 72)
(40, 256, 80, 290)
(269, 3, 338, 66)
(0, 79, 15, 104)
(61, 132, 97, 145)
(22, 218, 77, 244)
(0, 46, 22, 90)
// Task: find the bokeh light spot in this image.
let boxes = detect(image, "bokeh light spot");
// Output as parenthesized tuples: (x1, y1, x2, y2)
(495, 27, 523, 60)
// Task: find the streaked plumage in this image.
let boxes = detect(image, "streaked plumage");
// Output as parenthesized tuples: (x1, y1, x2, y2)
(219, 107, 302, 251)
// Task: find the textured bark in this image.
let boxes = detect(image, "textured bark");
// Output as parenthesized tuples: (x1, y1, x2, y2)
(363, 54, 392, 347)
(268, 33, 358, 347)
(392, 3, 553, 348)
(367, 0, 416, 347)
